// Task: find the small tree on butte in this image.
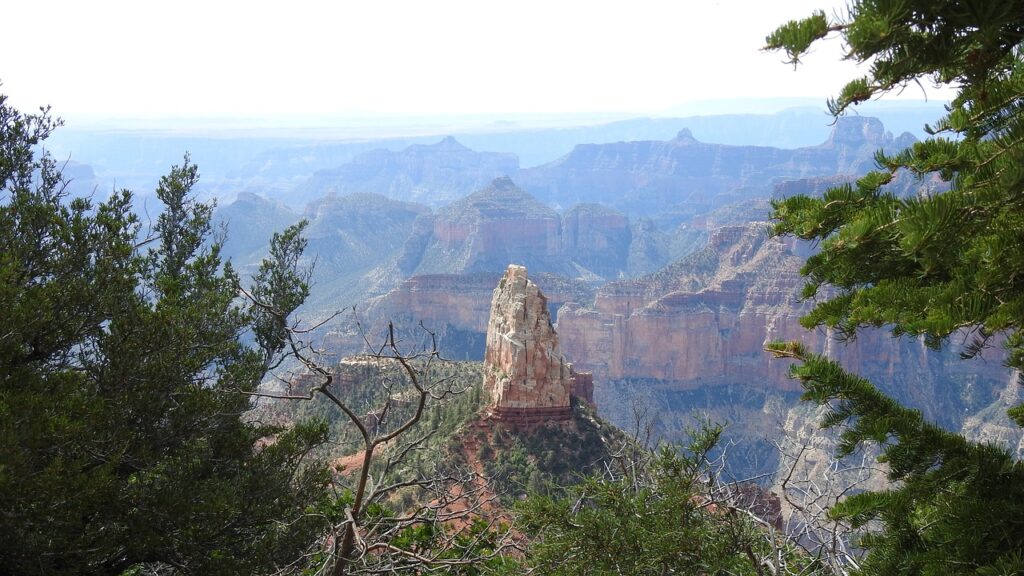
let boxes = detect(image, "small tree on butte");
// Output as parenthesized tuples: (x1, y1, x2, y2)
(765, 2, 1024, 574)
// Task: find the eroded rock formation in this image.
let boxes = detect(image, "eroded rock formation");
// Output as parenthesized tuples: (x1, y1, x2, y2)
(390, 177, 687, 281)
(483, 265, 591, 424)
(557, 222, 1017, 446)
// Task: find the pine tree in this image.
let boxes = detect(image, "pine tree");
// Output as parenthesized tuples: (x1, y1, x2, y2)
(0, 92, 329, 574)
(765, 0, 1024, 423)
(765, 2, 1024, 574)
(519, 425, 824, 576)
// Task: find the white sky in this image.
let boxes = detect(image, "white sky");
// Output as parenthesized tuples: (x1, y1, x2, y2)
(2, 0, 954, 121)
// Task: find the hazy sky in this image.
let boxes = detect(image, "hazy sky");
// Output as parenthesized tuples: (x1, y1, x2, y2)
(3, 0, 954, 121)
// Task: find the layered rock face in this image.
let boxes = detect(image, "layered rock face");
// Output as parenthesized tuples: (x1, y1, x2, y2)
(374, 272, 595, 331)
(391, 176, 712, 282)
(321, 269, 599, 362)
(557, 222, 1015, 437)
(558, 224, 804, 390)
(483, 265, 573, 423)
(375, 273, 501, 335)
(394, 177, 661, 281)
(551, 221, 1021, 480)
(561, 203, 632, 277)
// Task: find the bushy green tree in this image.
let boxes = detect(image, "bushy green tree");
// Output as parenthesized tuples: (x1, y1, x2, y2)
(765, 2, 1024, 574)
(766, 342, 1024, 576)
(765, 0, 1024, 422)
(519, 425, 821, 576)
(0, 92, 329, 575)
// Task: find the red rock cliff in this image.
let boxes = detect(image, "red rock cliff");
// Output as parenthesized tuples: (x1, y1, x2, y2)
(556, 222, 1012, 423)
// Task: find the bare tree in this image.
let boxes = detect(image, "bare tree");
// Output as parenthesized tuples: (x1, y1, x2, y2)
(559, 407, 839, 576)
(768, 436, 886, 576)
(239, 222, 519, 575)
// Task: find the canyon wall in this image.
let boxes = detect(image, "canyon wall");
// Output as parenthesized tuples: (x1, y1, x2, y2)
(557, 222, 1016, 446)
(396, 176, 647, 280)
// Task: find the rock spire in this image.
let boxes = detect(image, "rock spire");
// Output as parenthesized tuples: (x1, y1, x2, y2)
(483, 265, 573, 423)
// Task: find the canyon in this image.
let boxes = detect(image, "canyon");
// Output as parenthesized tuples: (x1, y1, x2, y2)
(218, 114, 1022, 476)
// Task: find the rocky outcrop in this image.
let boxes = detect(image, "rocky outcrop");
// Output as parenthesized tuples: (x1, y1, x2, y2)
(377, 271, 596, 329)
(561, 203, 632, 277)
(319, 267, 600, 362)
(395, 177, 578, 277)
(483, 265, 585, 424)
(568, 368, 594, 406)
(374, 273, 501, 335)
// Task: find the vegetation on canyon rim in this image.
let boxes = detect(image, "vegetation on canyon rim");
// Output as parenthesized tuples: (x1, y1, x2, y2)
(2, 0, 1024, 574)
(766, 0, 1024, 573)
(0, 97, 331, 573)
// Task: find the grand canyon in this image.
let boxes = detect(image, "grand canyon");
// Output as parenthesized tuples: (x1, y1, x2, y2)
(200, 114, 1022, 476)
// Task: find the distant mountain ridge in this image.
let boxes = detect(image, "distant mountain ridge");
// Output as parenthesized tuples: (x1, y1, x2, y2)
(300, 137, 519, 208)
(391, 177, 682, 280)
(290, 116, 914, 218)
(516, 116, 916, 214)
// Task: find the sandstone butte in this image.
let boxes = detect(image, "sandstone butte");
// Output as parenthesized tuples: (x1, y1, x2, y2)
(483, 264, 593, 425)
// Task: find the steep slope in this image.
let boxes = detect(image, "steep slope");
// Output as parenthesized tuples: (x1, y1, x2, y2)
(321, 180, 646, 359)
(215, 191, 430, 309)
(301, 193, 431, 307)
(399, 176, 571, 276)
(216, 192, 301, 266)
(262, 269, 623, 511)
(318, 186, 768, 362)
(556, 222, 1019, 475)
(561, 203, 632, 278)
(394, 177, 670, 280)
(322, 270, 597, 361)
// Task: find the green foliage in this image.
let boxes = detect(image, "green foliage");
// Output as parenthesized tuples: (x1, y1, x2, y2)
(373, 518, 518, 575)
(766, 3, 1024, 573)
(519, 424, 822, 575)
(766, 3, 1024, 423)
(765, 10, 832, 66)
(251, 220, 311, 365)
(481, 402, 627, 502)
(265, 359, 489, 465)
(767, 342, 1024, 575)
(0, 92, 328, 574)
